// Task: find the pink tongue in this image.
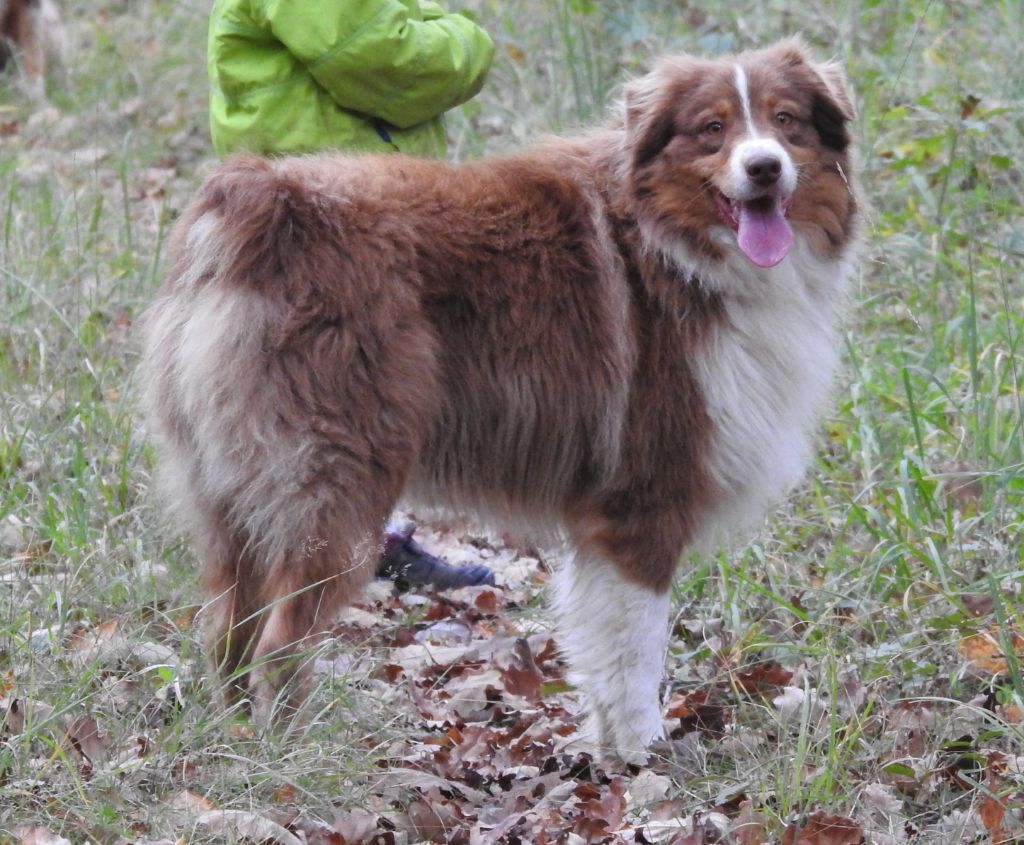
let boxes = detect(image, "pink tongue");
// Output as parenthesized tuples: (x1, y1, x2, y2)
(737, 201, 793, 268)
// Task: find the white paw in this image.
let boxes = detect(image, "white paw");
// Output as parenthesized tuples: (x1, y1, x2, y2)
(600, 700, 664, 764)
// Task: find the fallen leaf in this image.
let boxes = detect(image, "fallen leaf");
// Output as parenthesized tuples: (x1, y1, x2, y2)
(288, 819, 347, 845)
(731, 800, 770, 845)
(962, 595, 995, 616)
(666, 689, 729, 738)
(861, 782, 903, 815)
(196, 809, 304, 845)
(835, 666, 866, 718)
(66, 618, 123, 666)
(168, 789, 218, 813)
(773, 686, 808, 720)
(979, 793, 1007, 844)
(980, 754, 1010, 844)
(959, 627, 1024, 674)
(628, 769, 673, 810)
(500, 637, 543, 702)
(271, 782, 297, 804)
(474, 588, 502, 613)
(402, 796, 456, 840)
(16, 828, 72, 845)
(781, 812, 863, 845)
(331, 809, 379, 843)
(735, 662, 793, 693)
(1000, 699, 1023, 724)
(64, 714, 110, 768)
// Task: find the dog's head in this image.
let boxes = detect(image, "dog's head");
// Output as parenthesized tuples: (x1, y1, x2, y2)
(623, 40, 858, 269)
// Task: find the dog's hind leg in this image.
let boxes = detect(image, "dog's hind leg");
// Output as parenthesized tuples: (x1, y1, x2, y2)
(196, 508, 269, 709)
(237, 321, 438, 724)
(246, 489, 394, 725)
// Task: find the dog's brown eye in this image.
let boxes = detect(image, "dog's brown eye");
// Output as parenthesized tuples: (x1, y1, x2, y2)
(704, 120, 724, 135)
(776, 111, 794, 126)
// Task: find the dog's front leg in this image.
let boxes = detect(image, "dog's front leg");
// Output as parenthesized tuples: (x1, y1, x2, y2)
(552, 552, 671, 763)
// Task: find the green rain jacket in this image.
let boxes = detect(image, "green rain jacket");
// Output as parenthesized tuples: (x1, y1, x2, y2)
(208, 0, 494, 157)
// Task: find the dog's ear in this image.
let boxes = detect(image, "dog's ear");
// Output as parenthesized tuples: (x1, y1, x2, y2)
(623, 62, 682, 169)
(809, 58, 855, 152)
(812, 59, 855, 122)
(769, 39, 855, 152)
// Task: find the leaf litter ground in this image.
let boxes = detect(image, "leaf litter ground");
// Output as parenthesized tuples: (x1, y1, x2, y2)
(7, 514, 1024, 844)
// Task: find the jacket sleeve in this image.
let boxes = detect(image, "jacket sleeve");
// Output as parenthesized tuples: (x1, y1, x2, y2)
(259, 0, 494, 129)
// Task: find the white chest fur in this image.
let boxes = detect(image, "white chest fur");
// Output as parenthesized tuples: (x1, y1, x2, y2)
(673, 234, 854, 544)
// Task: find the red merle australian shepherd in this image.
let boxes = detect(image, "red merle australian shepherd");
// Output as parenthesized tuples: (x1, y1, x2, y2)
(142, 40, 861, 761)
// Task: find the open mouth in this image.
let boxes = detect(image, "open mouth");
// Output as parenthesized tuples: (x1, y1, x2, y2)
(714, 190, 794, 268)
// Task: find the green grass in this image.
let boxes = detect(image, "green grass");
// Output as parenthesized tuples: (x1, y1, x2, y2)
(1, 0, 1022, 841)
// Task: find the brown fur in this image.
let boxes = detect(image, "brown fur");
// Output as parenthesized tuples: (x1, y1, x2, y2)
(0, 0, 63, 98)
(141, 41, 860, 735)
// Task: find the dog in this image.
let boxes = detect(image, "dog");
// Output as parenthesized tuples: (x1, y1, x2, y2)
(0, 0, 65, 100)
(141, 39, 861, 761)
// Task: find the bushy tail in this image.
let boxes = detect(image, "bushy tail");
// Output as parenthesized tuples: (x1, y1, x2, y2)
(141, 153, 442, 705)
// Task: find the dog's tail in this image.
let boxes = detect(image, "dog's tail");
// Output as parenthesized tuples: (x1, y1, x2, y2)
(141, 154, 441, 695)
(164, 154, 330, 297)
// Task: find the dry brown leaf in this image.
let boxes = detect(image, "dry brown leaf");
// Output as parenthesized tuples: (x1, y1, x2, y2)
(271, 782, 297, 804)
(228, 722, 256, 739)
(66, 618, 123, 666)
(734, 662, 794, 693)
(402, 796, 456, 840)
(731, 800, 770, 845)
(196, 809, 304, 845)
(959, 627, 1024, 674)
(666, 834, 706, 845)
(980, 794, 1008, 844)
(474, 588, 502, 613)
(959, 94, 982, 119)
(666, 689, 729, 737)
(999, 700, 1023, 723)
(65, 714, 110, 768)
(962, 595, 995, 617)
(169, 789, 218, 813)
(331, 809, 381, 843)
(288, 818, 347, 845)
(861, 782, 903, 815)
(781, 812, 863, 845)
(980, 757, 1011, 845)
(16, 828, 72, 845)
(500, 637, 543, 702)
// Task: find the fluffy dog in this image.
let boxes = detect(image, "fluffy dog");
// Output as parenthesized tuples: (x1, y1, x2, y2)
(0, 0, 65, 100)
(141, 40, 861, 760)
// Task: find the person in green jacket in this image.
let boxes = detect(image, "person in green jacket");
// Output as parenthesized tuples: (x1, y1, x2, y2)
(207, 0, 497, 590)
(208, 0, 495, 158)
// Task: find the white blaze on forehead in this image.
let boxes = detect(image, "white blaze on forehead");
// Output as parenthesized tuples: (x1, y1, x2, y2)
(726, 63, 798, 200)
(734, 64, 754, 136)
(723, 60, 798, 268)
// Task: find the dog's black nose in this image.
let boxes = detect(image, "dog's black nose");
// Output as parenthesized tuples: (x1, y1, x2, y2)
(745, 155, 782, 187)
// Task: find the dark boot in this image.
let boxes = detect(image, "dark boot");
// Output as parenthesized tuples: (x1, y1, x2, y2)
(376, 522, 495, 591)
